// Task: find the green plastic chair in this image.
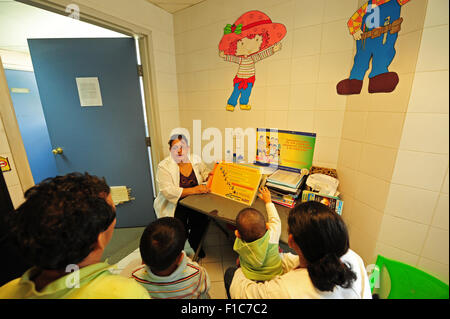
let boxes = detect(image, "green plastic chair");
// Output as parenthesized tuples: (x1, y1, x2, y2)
(370, 255, 449, 299)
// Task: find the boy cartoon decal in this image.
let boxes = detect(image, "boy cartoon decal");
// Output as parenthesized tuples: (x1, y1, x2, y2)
(219, 10, 287, 111)
(337, 0, 411, 95)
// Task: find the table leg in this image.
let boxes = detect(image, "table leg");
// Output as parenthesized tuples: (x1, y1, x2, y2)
(192, 217, 211, 262)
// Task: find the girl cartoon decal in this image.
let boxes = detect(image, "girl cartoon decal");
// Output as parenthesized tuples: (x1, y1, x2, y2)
(219, 10, 287, 111)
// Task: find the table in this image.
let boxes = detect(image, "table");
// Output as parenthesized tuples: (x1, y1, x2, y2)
(179, 193, 292, 261)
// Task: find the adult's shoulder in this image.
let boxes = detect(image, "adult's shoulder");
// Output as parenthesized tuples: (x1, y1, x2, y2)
(91, 273, 150, 299)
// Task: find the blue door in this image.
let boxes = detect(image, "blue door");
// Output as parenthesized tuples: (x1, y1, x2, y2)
(4, 69, 58, 184)
(28, 38, 155, 228)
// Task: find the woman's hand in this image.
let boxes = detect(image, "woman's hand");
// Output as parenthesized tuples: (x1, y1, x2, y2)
(258, 186, 272, 204)
(195, 184, 210, 194)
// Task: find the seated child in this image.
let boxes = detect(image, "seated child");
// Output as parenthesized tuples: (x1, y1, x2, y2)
(233, 187, 283, 281)
(132, 217, 210, 299)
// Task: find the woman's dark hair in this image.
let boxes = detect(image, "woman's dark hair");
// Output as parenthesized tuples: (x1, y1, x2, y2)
(7, 172, 115, 270)
(139, 217, 186, 273)
(288, 201, 356, 292)
(168, 134, 189, 148)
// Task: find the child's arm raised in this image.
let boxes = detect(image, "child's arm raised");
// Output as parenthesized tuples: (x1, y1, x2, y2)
(258, 187, 281, 243)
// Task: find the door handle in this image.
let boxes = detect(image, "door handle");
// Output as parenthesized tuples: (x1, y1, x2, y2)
(52, 147, 63, 155)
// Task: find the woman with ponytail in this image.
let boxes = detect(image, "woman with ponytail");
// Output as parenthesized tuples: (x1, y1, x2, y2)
(226, 201, 372, 299)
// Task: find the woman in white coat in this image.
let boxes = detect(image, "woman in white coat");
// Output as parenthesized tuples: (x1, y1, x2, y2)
(153, 134, 212, 258)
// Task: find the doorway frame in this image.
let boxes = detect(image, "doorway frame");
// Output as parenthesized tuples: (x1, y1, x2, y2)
(1, 0, 164, 195)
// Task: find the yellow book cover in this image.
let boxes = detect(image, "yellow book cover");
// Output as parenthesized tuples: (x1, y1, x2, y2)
(207, 162, 262, 206)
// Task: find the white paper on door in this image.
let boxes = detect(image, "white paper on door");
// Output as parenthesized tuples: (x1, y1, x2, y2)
(110, 186, 134, 206)
(75, 77, 103, 107)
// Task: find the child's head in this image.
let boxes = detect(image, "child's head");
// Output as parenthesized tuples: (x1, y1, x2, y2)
(140, 217, 186, 274)
(236, 208, 267, 243)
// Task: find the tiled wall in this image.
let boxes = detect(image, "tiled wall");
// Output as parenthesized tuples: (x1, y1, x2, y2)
(338, 0, 449, 284)
(377, 0, 449, 283)
(174, 0, 360, 167)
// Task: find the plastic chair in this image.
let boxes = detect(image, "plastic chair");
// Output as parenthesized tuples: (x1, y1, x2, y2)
(370, 255, 449, 299)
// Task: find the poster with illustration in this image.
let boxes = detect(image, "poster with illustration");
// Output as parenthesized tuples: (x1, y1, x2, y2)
(219, 10, 287, 111)
(255, 129, 316, 173)
(337, 0, 411, 95)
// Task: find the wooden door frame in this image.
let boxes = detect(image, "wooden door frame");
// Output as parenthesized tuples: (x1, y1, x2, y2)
(2, 0, 163, 194)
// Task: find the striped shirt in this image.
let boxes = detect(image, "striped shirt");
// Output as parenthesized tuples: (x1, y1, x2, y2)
(132, 252, 210, 299)
(225, 46, 275, 79)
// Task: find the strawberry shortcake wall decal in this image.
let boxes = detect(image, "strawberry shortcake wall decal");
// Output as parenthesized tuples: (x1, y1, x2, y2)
(219, 10, 287, 111)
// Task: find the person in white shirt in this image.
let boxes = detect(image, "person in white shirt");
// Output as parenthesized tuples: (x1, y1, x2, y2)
(226, 201, 372, 299)
(153, 134, 213, 258)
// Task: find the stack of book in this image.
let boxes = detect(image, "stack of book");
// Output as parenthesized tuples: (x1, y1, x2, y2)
(265, 169, 308, 208)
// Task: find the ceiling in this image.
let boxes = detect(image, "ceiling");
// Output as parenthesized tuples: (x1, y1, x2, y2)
(146, 0, 207, 13)
(0, 0, 128, 53)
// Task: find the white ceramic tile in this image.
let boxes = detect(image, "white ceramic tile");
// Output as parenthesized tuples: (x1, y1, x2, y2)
(266, 86, 291, 110)
(407, 71, 449, 114)
(337, 139, 362, 169)
(336, 165, 358, 197)
(358, 143, 397, 182)
(421, 227, 449, 265)
(202, 262, 224, 282)
(264, 110, 289, 129)
(291, 55, 320, 84)
(209, 281, 227, 299)
(289, 83, 316, 109)
(374, 242, 420, 267)
(318, 50, 353, 83)
(385, 183, 439, 225)
(286, 110, 315, 132)
(392, 150, 449, 192)
(399, 113, 449, 154)
(417, 257, 449, 284)
(320, 19, 354, 54)
(354, 172, 390, 212)
(378, 214, 429, 255)
(221, 244, 238, 263)
(424, 0, 450, 28)
(351, 199, 384, 240)
(416, 25, 449, 72)
(315, 82, 347, 111)
(293, 0, 325, 29)
(341, 111, 368, 142)
(323, 0, 358, 23)
(432, 193, 449, 230)
(313, 110, 344, 138)
(313, 136, 340, 167)
(364, 112, 405, 148)
(292, 24, 322, 57)
(267, 59, 292, 86)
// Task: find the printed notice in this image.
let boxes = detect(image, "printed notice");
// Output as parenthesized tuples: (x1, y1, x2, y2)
(207, 162, 262, 206)
(110, 186, 131, 205)
(76, 77, 103, 107)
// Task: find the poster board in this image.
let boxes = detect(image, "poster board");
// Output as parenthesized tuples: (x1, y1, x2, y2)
(207, 162, 262, 206)
(255, 128, 316, 173)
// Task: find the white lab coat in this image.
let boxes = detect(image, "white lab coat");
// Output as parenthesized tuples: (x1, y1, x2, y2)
(153, 154, 211, 218)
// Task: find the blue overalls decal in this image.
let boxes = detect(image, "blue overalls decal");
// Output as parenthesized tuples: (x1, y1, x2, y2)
(337, 0, 411, 95)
